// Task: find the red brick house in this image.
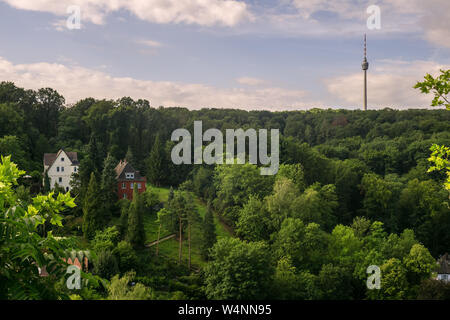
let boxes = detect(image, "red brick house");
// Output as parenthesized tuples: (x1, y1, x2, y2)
(115, 160, 147, 200)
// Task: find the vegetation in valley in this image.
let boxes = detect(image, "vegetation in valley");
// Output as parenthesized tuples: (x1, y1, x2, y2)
(1, 71, 450, 300)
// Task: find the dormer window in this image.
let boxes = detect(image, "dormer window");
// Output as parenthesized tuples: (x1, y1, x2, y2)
(125, 172, 134, 179)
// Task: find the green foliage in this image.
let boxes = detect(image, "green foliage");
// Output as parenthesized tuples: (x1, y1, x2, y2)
(277, 163, 306, 192)
(204, 238, 273, 300)
(146, 134, 166, 186)
(417, 279, 450, 300)
(0, 156, 77, 299)
(201, 204, 217, 260)
(93, 250, 119, 280)
(101, 153, 119, 217)
(266, 177, 299, 231)
(236, 195, 271, 242)
(82, 173, 103, 239)
(91, 226, 120, 253)
(107, 272, 152, 300)
(291, 183, 338, 231)
(126, 186, 146, 248)
(414, 69, 450, 110)
(427, 144, 450, 192)
(113, 241, 138, 273)
(271, 256, 322, 300)
(213, 163, 274, 226)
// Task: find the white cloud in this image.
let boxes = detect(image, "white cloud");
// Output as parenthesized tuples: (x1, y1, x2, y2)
(0, 56, 317, 110)
(325, 59, 450, 109)
(136, 39, 164, 48)
(236, 77, 266, 86)
(240, 0, 449, 48)
(1, 0, 250, 26)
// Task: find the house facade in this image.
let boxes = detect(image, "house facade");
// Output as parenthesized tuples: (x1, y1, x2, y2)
(43, 149, 79, 192)
(115, 160, 147, 200)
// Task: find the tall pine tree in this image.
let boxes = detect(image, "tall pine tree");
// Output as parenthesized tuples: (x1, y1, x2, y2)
(125, 146, 135, 167)
(201, 202, 217, 260)
(82, 172, 102, 239)
(126, 185, 146, 248)
(146, 134, 165, 186)
(101, 153, 118, 217)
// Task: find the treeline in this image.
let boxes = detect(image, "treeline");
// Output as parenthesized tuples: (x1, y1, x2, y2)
(1, 81, 450, 300)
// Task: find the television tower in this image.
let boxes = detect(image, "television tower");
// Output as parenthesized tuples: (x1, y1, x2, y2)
(362, 34, 369, 111)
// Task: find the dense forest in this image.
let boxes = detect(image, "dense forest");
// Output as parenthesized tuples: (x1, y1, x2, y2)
(1, 79, 450, 300)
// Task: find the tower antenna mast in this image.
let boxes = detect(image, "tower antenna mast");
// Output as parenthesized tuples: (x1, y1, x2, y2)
(362, 34, 369, 111)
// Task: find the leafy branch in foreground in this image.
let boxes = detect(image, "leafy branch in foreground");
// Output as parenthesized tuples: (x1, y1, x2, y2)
(0, 155, 78, 299)
(414, 69, 450, 110)
(415, 69, 450, 194)
(428, 144, 450, 193)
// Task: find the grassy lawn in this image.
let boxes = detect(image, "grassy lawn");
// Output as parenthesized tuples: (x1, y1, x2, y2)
(143, 185, 232, 268)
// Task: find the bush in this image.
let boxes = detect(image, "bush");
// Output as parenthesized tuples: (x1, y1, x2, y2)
(113, 241, 138, 273)
(91, 226, 120, 253)
(93, 250, 119, 279)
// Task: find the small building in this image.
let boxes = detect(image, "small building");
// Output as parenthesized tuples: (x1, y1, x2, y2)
(436, 253, 450, 282)
(43, 149, 79, 192)
(115, 160, 147, 200)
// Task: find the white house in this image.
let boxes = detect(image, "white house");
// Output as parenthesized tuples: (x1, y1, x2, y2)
(43, 149, 79, 192)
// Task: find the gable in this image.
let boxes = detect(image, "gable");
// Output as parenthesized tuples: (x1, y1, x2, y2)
(46, 149, 77, 171)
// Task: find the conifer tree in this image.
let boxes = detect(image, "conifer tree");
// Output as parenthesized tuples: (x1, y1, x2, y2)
(87, 135, 102, 173)
(126, 185, 146, 248)
(82, 172, 102, 239)
(125, 146, 135, 166)
(101, 153, 118, 217)
(201, 203, 217, 260)
(43, 169, 51, 192)
(146, 134, 166, 186)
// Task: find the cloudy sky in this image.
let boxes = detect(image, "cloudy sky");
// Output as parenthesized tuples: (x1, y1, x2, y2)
(0, 0, 449, 110)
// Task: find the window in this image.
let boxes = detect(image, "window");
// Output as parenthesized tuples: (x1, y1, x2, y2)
(56, 167, 60, 172)
(125, 172, 135, 179)
(66, 187, 69, 192)
(131, 183, 134, 189)
(74, 167, 77, 173)
(123, 194, 127, 199)
(61, 167, 64, 172)
(61, 157, 64, 162)
(59, 177, 62, 183)
(122, 183, 126, 189)
(138, 183, 142, 189)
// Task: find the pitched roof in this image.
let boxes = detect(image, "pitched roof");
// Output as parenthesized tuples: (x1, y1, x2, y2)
(44, 149, 79, 167)
(115, 160, 146, 181)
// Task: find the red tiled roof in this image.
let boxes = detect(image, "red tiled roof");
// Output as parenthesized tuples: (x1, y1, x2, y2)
(115, 160, 146, 181)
